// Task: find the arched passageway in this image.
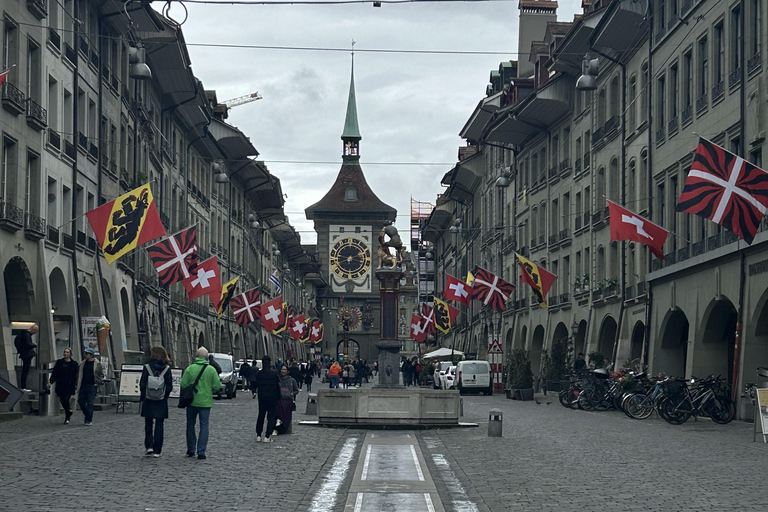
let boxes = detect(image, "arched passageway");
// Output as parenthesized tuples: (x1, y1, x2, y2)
(694, 298, 737, 384)
(656, 309, 689, 377)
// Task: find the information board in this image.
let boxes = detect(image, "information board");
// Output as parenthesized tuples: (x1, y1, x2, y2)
(118, 364, 144, 402)
(169, 368, 182, 399)
(756, 388, 768, 442)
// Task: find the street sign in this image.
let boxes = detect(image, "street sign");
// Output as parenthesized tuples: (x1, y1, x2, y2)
(488, 339, 503, 354)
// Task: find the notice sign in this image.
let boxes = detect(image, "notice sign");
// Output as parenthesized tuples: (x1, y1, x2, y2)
(757, 389, 768, 440)
(169, 368, 182, 399)
(81, 317, 100, 354)
(118, 364, 144, 402)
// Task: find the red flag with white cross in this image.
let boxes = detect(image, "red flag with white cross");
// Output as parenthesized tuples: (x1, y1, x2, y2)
(445, 274, 471, 307)
(260, 296, 285, 332)
(289, 314, 307, 340)
(309, 320, 324, 343)
(410, 313, 426, 342)
(182, 256, 221, 302)
(230, 288, 261, 327)
(608, 201, 668, 259)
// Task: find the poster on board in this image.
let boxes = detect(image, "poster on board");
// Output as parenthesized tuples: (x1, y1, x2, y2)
(118, 364, 144, 402)
(756, 389, 768, 439)
(169, 369, 182, 399)
(81, 317, 99, 354)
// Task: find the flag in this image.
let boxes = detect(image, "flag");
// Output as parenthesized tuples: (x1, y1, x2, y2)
(231, 288, 261, 327)
(470, 267, 514, 312)
(309, 320, 324, 343)
(270, 269, 282, 294)
(410, 313, 426, 342)
(85, 184, 166, 264)
(260, 296, 284, 332)
(272, 303, 291, 334)
(420, 304, 436, 335)
(466, 270, 475, 288)
(516, 253, 556, 307)
(677, 137, 768, 244)
(289, 314, 307, 340)
(182, 256, 222, 302)
(216, 277, 239, 318)
(445, 274, 471, 307)
(608, 201, 668, 259)
(0, 69, 9, 88)
(146, 226, 198, 286)
(299, 318, 312, 343)
(433, 297, 460, 334)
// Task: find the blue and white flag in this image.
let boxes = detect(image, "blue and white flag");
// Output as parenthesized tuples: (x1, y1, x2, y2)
(270, 269, 281, 294)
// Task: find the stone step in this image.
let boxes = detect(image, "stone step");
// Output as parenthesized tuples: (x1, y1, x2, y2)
(0, 411, 23, 422)
(0, 402, 8, 413)
(19, 399, 39, 415)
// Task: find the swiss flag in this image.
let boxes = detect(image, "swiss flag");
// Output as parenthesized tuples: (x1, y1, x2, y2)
(309, 320, 324, 342)
(445, 274, 471, 307)
(608, 200, 669, 259)
(410, 313, 426, 342)
(289, 314, 307, 340)
(260, 296, 285, 332)
(0, 70, 9, 89)
(182, 256, 221, 302)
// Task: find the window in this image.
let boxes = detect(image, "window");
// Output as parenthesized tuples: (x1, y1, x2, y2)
(657, 0, 666, 35)
(597, 167, 606, 211)
(698, 36, 708, 99)
(597, 88, 606, 127)
(26, 151, 41, 215)
(670, 64, 678, 120)
(48, 76, 58, 132)
(27, 38, 41, 102)
(656, 182, 666, 227)
(657, 74, 666, 131)
(563, 127, 570, 161)
(750, 0, 762, 59)
(731, 6, 741, 74)
(2, 136, 18, 202)
(640, 150, 648, 211)
(628, 75, 637, 131)
(610, 243, 619, 280)
(609, 75, 619, 122)
(714, 21, 725, 86)
(597, 247, 605, 282)
(531, 207, 538, 244)
(750, 148, 762, 169)
(551, 199, 558, 234)
(670, 0, 678, 22)
(640, 62, 649, 123)
(539, 148, 546, 183)
(551, 134, 559, 171)
(562, 193, 570, 232)
(3, 17, 19, 84)
(683, 50, 693, 109)
(608, 158, 619, 201)
(669, 175, 678, 251)
(539, 206, 546, 240)
(628, 160, 636, 207)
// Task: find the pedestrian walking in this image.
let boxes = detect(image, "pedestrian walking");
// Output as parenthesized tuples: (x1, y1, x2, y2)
(289, 361, 302, 390)
(14, 324, 38, 391)
(328, 361, 341, 389)
(240, 359, 251, 390)
(251, 355, 280, 443)
(76, 348, 103, 426)
(140, 346, 173, 457)
(180, 347, 221, 459)
(304, 365, 313, 392)
(48, 348, 78, 424)
(276, 365, 299, 435)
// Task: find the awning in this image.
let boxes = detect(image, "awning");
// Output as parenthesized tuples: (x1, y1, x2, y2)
(445, 163, 481, 205)
(208, 119, 259, 160)
(515, 75, 573, 130)
(591, 0, 649, 57)
(459, 91, 503, 143)
(422, 205, 454, 244)
(483, 98, 539, 146)
(423, 347, 464, 359)
(550, 9, 605, 76)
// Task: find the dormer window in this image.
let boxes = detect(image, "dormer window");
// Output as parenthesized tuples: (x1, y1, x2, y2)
(345, 187, 358, 201)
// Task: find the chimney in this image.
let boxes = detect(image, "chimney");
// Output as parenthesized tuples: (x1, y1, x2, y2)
(517, 0, 558, 78)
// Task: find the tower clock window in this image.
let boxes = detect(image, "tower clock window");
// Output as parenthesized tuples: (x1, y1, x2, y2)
(345, 187, 358, 201)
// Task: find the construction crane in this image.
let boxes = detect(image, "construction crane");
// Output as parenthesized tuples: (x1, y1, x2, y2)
(222, 92, 263, 110)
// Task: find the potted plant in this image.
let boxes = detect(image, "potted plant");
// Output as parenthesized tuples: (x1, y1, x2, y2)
(543, 336, 571, 393)
(588, 351, 606, 369)
(507, 348, 534, 400)
(582, 273, 590, 291)
(574, 276, 582, 293)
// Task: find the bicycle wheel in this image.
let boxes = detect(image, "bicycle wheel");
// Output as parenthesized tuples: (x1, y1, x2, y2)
(704, 395, 734, 424)
(559, 389, 571, 408)
(625, 394, 654, 420)
(569, 389, 581, 409)
(659, 396, 691, 425)
(579, 388, 597, 411)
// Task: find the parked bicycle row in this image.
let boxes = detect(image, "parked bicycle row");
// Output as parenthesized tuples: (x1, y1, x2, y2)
(558, 369, 735, 425)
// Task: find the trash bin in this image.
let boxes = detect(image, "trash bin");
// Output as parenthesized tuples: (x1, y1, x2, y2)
(306, 393, 318, 415)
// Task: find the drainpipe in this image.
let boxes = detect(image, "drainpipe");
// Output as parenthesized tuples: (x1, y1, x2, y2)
(70, 1, 84, 359)
(646, 3, 655, 374)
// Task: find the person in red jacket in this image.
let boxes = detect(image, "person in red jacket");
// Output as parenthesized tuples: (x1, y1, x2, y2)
(328, 361, 341, 389)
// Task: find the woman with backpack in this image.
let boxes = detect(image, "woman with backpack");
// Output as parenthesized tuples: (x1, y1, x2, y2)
(140, 346, 173, 457)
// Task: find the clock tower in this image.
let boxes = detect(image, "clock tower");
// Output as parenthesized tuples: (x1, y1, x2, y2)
(305, 54, 396, 361)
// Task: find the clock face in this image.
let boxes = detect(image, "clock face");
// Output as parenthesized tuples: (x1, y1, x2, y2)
(330, 237, 371, 280)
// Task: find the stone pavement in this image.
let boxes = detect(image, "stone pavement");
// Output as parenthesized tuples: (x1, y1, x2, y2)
(0, 383, 766, 511)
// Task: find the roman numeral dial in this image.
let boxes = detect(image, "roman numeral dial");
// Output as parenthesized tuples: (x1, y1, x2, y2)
(330, 237, 371, 280)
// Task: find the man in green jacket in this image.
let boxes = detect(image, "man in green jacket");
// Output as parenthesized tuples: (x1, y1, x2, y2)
(181, 347, 221, 459)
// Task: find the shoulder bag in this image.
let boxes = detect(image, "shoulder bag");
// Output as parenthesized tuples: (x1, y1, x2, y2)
(178, 364, 208, 408)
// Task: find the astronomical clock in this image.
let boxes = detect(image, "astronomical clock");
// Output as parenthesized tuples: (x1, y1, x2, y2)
(329, 225, 372, 293)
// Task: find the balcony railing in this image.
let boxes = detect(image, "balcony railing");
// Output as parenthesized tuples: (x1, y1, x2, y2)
(691, 240, 706, 257)
(696, 93, 708, 113)
(559, 293, 570, 304)
(26, 100, 47, 131)
(729, 68, 741, 88)
(47, 128, 60, 151)
(560, 159, 570, 173)
(655, 24, 666, 43)
(47, 225, 59, 245)
(575, 216, 582, 231)
(76, 230, 86, 247)
(624, 286, 634, 301)
(592, 211, 603, 225)
(549, 166, 558, 181)
(592, 127, 604, 146)
(708, 233, 722, 251)
(681, 0, 692, 16)
(637, 281, 647, 297)
(681, 105, 693, 125)
(24, 212, 46, 239)
(27, 0, 48, 19)
(748, 52, 762, 74)
(668, 117, 678, 135)
(712, 81, 725, 101)
(583, 211, 591, 228)
(87, 236, 97, 252)
(0, 201, 24, 231)
(62, 232, 75, 251)
(583, 152, 590, 170)
(655, 127, 665, 144)
(1, 82, 23, 117)
(538, 235, 545, 246)
(548, 234, 558, 246)
(677, 246, 690, 262)
(64, 43, 76, 64)
(64, 139, 76, 161)
(559, 228, 570, 243)
(529, 238, 536, 249)
(518, 246, 527, 257)
(88, 141, 98, 160)
(605, 116, 619, 134)
(48, 27, 61, 50)
(549, 294, 559, 306)
(78, 132, 88, 150)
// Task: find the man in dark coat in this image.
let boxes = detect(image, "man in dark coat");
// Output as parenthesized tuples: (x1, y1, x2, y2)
(250, 355, 280, 443)
(48, 348, 79, 424)
(288, 362, 302, 390)
(14, 324, 38, 391)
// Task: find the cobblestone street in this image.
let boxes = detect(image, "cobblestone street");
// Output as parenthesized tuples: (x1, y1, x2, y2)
(1, 385, 765, 511)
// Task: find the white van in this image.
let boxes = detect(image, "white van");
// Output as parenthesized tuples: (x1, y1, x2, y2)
(456, 360, 493, 395)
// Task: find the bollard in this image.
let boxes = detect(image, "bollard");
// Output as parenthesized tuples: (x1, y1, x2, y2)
(488, 408, 502, 437)
(459, 397, 464, 417)
(306, 393, 318, 415)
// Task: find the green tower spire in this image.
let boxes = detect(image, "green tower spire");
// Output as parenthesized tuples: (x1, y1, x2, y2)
(342, 46, 361, 159)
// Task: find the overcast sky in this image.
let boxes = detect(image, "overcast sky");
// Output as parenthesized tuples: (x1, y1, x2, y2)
(177, 0, 582, 245)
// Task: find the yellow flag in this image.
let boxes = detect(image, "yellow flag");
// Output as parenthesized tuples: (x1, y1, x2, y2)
(466, 271, 475, 287)
(216, 277, 239, 318)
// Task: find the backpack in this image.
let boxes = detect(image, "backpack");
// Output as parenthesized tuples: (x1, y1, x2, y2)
(144, 364, 169, 401)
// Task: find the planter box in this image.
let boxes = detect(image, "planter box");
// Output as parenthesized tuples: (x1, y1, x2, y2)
(546, 381, 563, 393)
(505, 389, 513, 399)
(515, 388, 534, 401)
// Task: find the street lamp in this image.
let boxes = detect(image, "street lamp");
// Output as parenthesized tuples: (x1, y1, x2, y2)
(248, 213, 260, 229)
(213, 161, 229, 183)
(576, 53, 599, 91)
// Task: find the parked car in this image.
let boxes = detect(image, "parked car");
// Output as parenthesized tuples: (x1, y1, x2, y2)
(456, 360, 493, 395)
(440, 366, 457, 390)
(210, 353, 237, 399)
(434, 361, 454, 389)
